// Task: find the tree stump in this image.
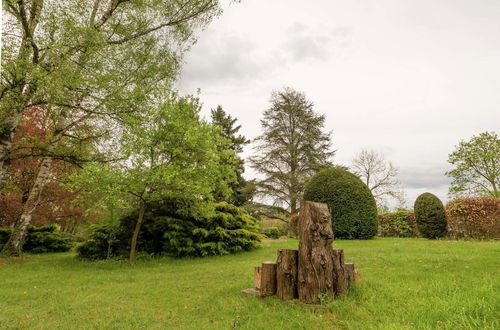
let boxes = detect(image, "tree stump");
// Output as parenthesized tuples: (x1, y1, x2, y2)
(276, 249, 299, 300)
(260, 261, 277, 297)
(297, 201, 336, 304)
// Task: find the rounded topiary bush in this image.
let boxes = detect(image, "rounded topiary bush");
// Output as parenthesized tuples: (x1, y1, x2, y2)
(414, 192, 447, 239)
(303, 168, 378, 239)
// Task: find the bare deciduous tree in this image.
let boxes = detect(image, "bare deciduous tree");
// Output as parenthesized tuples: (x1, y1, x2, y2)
(350, 149, 405, 208)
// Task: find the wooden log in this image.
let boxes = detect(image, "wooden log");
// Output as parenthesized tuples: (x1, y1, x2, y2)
(344, 262, 355, 286)
(288, 213, 300, 237)
(297, 201, 336, 304)
(354, 269, 361, 283)
(260, 261, 277, 297)
(276, 249, 299, 300)
(255, 266, 262, 290)
(332, 249, 349, 296)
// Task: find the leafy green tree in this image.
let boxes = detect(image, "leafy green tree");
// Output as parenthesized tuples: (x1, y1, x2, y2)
(210, 105, 252, 206)
(0, 0, 224, 256)
(70, 93, 236, 262)
(446, 131, 500, 198)
(250, 87, 334, 214)
(1, 0, 223, 186)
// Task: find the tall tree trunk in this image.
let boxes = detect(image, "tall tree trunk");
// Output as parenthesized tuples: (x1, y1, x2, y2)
(1, 156, 53, 256)
(129, 200, 146, 263)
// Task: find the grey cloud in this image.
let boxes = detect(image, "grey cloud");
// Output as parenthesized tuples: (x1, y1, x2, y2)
(399, 165, 451, 190)
(179, 32, 288, 92)
(283, 24, 352, 62)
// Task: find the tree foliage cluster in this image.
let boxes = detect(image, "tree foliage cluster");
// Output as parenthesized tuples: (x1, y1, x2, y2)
(1, 0, 226, 257)
(303, 167, 378, 239)
(250, 87, 334, 214)
(77, 201, 261, 260)
(414, 193, 447, 239)
(446, 131, 499, 198)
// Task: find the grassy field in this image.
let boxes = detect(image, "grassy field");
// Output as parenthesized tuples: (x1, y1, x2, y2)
(0, 238, 498, 329)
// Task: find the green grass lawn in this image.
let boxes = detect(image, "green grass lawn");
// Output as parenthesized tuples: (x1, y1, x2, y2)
(0, 238, 499, 329)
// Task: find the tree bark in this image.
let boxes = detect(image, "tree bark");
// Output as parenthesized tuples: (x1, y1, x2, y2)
(129, 200, 146, 263)
(260, 261, 277, 297)
(344, 262, 355, 286)
(276, 249, 298, 300)
(1, 156, 53, 256)
(297, 201, 336, 304)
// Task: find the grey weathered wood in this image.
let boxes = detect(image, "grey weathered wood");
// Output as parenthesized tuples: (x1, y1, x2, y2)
(332, 249, 349, 296)
(276, 249, 299, 300)
(344, 262, 355, 286)
(297, 201, 336, 304)
(260, 261, 277, 297)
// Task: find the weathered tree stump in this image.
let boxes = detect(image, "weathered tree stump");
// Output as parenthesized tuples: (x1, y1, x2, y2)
(298, 201, 336, 304)
(260, 261, 277, 297)
(242, 200, 360, 303)
(276, 249, 299, 300)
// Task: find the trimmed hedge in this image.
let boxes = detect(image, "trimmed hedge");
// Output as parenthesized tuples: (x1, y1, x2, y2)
(303, 168, 378, 239)
(0, 225, 74, 253)
(446, 197, 500, 239)
(77, 202, 262, 260)
(378, 210, 418, 237)
(414, 193, 447, 239)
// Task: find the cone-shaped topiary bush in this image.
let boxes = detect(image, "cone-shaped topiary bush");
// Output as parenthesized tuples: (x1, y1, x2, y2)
(414, 192, 447, 239)
(303, 168, 378, 239)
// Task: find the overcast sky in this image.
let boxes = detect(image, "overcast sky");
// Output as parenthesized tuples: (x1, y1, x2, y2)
(177, 0, 500, 209)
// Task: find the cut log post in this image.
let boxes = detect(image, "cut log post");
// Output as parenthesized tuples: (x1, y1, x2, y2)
(260, 261, 277, 297)
(332, 248, 349, 296)
(354, 269, 361, 283)
(255, 266, 262, 290)
(276, 249, 299, 300)
(297, 201, 336, 304)
(344, 262, 355, 285)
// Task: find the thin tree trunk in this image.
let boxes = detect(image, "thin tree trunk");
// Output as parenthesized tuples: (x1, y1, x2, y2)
(1, 156, 53, 256)
(129, 200, 146, 263)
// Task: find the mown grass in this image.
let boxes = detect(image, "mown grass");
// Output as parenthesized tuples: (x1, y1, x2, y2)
(0, 238, 498, 329)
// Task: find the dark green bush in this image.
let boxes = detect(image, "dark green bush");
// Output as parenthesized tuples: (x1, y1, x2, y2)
(77, 223, 122, 260)
(265, 227, 281, 239)
(23, 231, 74, 253)
(0, 228, 13, 250)
(378, 210, 418, 237)
(0, 225, 74, 253)
(303, 168, 378, 239)
(414, 193, 447, 239)
(77, 201, 262, 260)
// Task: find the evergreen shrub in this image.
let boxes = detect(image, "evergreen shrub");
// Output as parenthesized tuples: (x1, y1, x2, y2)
(77, 201, 262, 260)
(414, 193, 447, 239)
(303, 168, 378, 239)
